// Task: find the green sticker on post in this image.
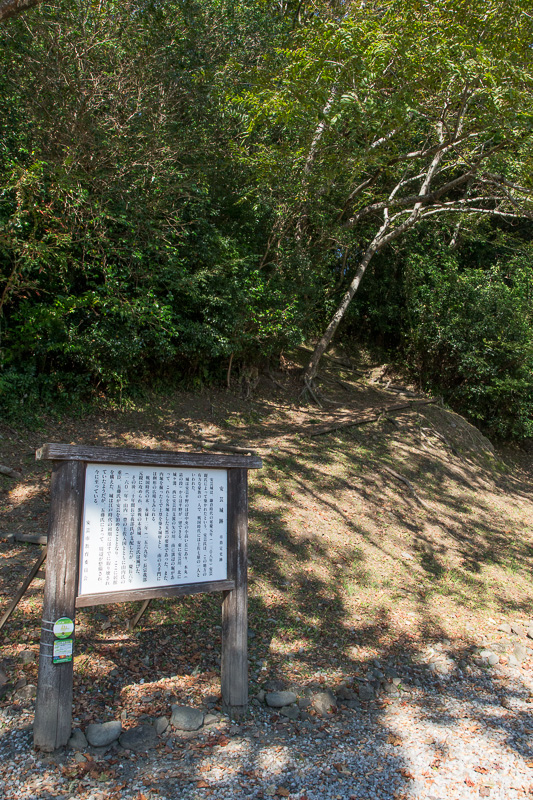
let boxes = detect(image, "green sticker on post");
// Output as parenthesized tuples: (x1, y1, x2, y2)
(53, 617, 74, 639)
(53, 638, 73, 664)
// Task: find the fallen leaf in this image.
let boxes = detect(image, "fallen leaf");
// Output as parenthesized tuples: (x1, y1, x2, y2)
(387, 734, 402, 746)
(276, 788, 290, 798)
(196, 781, 210, 789)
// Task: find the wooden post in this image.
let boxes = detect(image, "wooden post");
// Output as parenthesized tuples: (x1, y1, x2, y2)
(34, 460, 84, 752)
(221, 468, 248, 716)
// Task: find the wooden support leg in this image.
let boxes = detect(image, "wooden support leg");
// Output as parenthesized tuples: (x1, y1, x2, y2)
(0, 546, 47, 633)
(34, 460, 84, 752)
(130, 599, 152, 629)
(221, 468, 248, 717)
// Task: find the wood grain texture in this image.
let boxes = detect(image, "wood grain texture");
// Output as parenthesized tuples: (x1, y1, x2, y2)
(33, 461, 84, 752)
(36, 443, 262, 470)
(75, 579, 235, 607)
(221, 468, 248, 715)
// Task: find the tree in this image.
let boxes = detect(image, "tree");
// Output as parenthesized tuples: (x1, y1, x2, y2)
(0, 0, 303, 416)
(242, 0, 533, 385)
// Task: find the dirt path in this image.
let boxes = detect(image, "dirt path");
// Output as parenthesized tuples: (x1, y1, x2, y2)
(0, 355, 532, 798)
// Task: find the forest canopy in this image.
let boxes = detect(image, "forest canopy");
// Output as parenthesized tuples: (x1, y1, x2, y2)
(1, 0, 533, 438)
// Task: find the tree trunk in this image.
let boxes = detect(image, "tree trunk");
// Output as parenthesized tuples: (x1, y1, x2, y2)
(303, 246, 377, 383)
(303, 138, 447, 384)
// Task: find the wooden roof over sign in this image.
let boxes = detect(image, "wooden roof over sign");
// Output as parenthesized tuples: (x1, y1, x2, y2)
(36, 443, 262, 470)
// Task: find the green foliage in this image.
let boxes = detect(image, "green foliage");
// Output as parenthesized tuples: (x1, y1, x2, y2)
(0, 0, 308, 420)
(403, 244, 533, 439)
(1, 0, 533, 439)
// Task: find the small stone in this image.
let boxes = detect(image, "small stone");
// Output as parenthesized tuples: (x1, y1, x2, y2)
(392, 677, 401, 686)
(74, 752, 87, 763)
(119, 725, 157, 752)
(527, 627, 533, 640)
(512, 623, 526, 637)
(345, 699, 362, 709)
(298, 697, 311, 709)
(491, 641, 509, 654)
(0, 668, 7, 687)
(501, 697, 513, 709)
(91, 745, 111, 759)
(498, 623, 512, 634)
(265, 691, 297, 709)
(247, 629, 256, 639)
(170, 706, 204, 731)
(14, 677, 27, 690)
(68, 728, 89, 751)
(86, 721, 122, 747)
(15, 684, 36, 702)
(358, 684, 374, 701)
(488, 653, 500, 666)
(256, 690, 266, 703)
(383, 682, 399, 695)
(19, 649, 36, 665)
(311, 689, 337, 716)
(336, 686, 355, 701)
(154, 717, 169, 735)
(428, 661, 448, 675)
(203, 714, 219, 727)
(514, 644, 527, 663)
(508, 654, 521, 668)
(280, 705, 300, 720)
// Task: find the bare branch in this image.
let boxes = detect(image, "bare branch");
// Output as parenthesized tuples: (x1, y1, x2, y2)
(480, 174, 533, 196)
(420, 205, 533, 221)
(304, 85, 338, 176)
(344, 170, 477, 228)
(370, 126, 402, 149)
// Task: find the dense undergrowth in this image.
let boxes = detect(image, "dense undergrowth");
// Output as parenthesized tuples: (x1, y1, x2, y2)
(1, 0, 533, 439)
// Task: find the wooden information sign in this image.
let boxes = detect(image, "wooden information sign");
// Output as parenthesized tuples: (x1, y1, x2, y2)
(33, 443, 261, 752)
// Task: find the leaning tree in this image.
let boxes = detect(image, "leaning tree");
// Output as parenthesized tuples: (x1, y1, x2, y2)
(242, 0, 533, 388)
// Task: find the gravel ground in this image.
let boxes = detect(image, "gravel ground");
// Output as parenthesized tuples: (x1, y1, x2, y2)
(1, 635, 533, 800)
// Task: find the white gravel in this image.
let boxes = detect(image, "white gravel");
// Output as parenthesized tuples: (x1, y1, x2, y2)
(1, 641, 533, 799)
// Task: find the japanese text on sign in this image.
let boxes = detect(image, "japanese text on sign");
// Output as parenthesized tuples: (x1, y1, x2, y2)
(79, 464, 227, 595)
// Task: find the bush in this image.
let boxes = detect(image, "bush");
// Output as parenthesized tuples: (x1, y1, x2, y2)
(404, 250, 533, 439)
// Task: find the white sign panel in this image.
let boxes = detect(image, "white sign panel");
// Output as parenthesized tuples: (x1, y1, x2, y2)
(79, 464, 227, 596)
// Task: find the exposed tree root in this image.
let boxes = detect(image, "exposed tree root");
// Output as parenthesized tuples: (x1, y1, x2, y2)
(382, 465, 431, 510)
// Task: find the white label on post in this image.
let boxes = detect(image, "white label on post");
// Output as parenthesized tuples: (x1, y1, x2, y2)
(79, 464, 228, 596)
